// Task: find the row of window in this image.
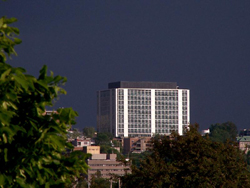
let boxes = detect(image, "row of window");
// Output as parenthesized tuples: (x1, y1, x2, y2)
(89, 169, 125, 171)
(128, 125, 151, 128)
(118, 90, 124, 95)
(128, 106, 151, 110)
(90, 164, 123, 166)
(155, 115, 179, 119)
(155, 102, 178, 105)
(155, 129, 178, 133)
(182, 91, 188, 96)
(119, 122, 184, 128)
(155, 111, 178, 115)
(183, 111, 188, 115)
(155, 106, 178, 110)
(128, 134, 152, 137)
(111, 88, 187, 96)
(119, 98, 187, 103)
(119, 104, 187, 109)
(155, 91, 178, 96)
(119, 120, 187, 126)
(128, 120, 151, 124)
(156, 120, 179, 124)
(155, 125, 178, 128)
(119, 117, 188, 123)
(128, 101, 151, 105)
(128, 115, 151, 118)
(182, 97, 188, 101)
(182, 120, 188, 124)
(128, 96, 151, 100)
(155, 97, 178, 101)
(128, 110, 151, 114)
(128, 90, 151, 96)
(128, 129, 151, 133)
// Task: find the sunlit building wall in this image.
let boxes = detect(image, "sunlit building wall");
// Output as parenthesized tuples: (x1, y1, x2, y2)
(97, 81, 190, 137)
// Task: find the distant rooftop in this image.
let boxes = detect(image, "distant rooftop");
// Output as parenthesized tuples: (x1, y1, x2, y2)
(237, 136, 250, 142)
(108, 81, 178, 89)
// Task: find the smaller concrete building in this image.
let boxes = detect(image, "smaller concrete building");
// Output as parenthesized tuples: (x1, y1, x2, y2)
(83, 146, 100, 155)
(87, 154, 131, 184)
(71, 138, 92, 147)
(71, 138, 95, 151)
(123, 137, 152, 154)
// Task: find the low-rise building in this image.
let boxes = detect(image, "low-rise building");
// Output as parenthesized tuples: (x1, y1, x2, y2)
(237, 136, 250, 153)
(70, 138, 95, 151)
(123, 137, 152, 154)
(71, 138, 92, 147)
(84, 145, 130, 185)
(87, 154, 130, 181)
(83, 146, 100, 155)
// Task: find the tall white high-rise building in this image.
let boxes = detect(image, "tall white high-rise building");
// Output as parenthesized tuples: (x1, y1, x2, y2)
(97, 81, 190, 137)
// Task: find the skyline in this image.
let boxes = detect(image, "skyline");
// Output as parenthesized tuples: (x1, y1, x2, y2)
(2, 1, 250, 131)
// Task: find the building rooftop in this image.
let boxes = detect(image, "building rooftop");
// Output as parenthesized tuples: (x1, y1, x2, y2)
(237, 136, 250, 142)
(108, 81, 178, 89)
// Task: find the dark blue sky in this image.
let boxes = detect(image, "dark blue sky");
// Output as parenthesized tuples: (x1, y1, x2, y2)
(2, 1, 250, 131)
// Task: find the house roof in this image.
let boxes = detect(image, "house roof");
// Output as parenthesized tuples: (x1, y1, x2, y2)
(237, 136, 250, 142)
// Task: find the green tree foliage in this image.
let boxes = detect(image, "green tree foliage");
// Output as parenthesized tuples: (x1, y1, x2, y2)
(89, 171, 119, 188)
(0, 17, 21, 62)
(112, 140, 120, 147)
(100, 145, 122, 160)
(112, 139, 123, 153)
(245, 151, 250, 172)
(209, 121, 238, 143)
(121, 124, 250, 188)
(95, 132, 113, 146)
(128, 152, 151, 168)
(0, 17, 89, 187)
(70, 176, 88, 188)
(83, 126, 95, 138)
(89, 171, 110, 188)
(68, 128, 83, 139)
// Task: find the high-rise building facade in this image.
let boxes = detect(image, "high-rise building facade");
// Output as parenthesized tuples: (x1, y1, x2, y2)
(97, 81, 190, 137)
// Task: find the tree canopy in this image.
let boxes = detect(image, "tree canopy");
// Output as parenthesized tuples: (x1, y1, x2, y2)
(0, 16, 88, 187)
(68, 128, 83, 139)
(83, 126, 95, 138)
(209, 121, 238, 143)
(95, 132, 113, 146)
(121, 124, 250, 188)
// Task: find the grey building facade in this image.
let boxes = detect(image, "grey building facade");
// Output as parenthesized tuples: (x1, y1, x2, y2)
(97, 81, 190, 137)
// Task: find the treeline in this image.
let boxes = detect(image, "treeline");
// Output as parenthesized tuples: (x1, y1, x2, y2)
(209, 121, 238, 143)
(121, 124, 250, 188)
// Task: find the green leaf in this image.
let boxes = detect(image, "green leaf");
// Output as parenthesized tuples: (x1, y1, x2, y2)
(0, 68, 11, 80)
(0, 174, 5, 185)
(45, 182, 50, 188)
(4, 148, 8, 161)
(0, 17, 3, 28)
(38, 65, 47, 80)
(13, 75, 29, 91)
(4, 17, 18, 24)
(14, 38, 22, 44)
